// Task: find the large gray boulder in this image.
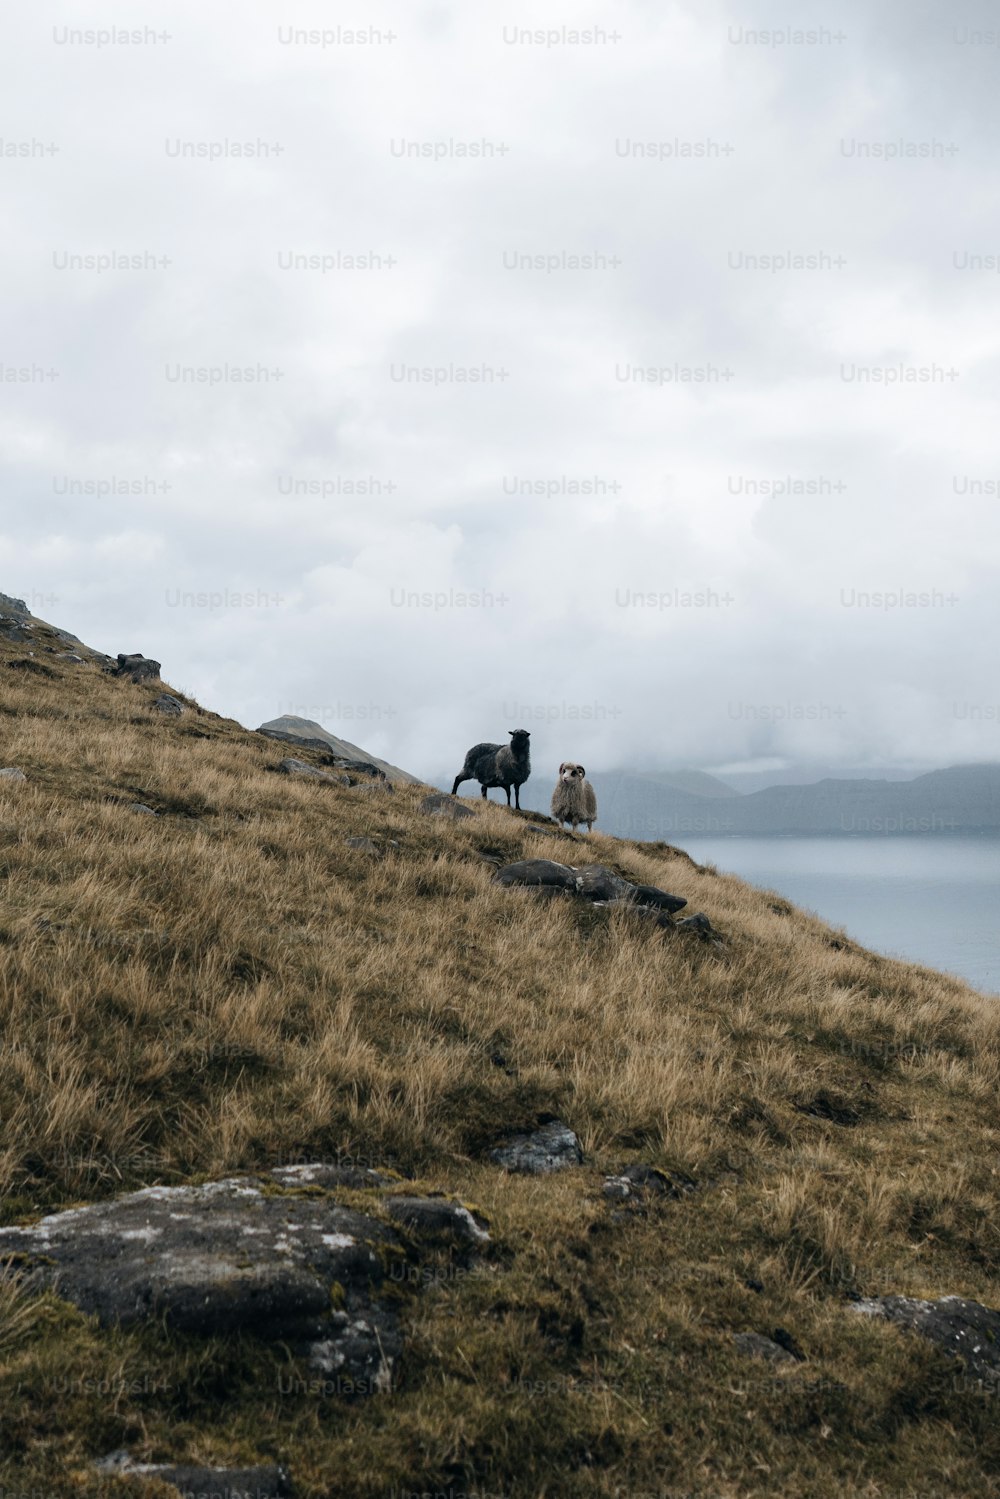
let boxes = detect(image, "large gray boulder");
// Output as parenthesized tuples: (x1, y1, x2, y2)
(0, 1176, 395, 1350)
(0, 1170, 490, 1396)
(496, 859, 687, 915)
(109, 652, 161, 683)
(852, 1295, 1000, 1381)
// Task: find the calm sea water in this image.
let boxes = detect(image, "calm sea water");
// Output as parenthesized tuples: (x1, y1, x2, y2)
(677, 836, 1000, 997)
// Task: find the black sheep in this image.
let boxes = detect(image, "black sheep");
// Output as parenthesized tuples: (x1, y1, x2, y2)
(451, 729, 531, 809)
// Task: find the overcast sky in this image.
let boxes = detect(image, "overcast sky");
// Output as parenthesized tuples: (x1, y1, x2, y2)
(2, 0, 999, 782)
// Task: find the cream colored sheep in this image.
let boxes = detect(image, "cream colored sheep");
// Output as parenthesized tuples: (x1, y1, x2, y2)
(550, 761, 597, 832)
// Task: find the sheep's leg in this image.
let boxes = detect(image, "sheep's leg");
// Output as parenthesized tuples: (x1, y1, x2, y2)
(513, 786, 519, 809)
(481, 784, 489, 799)
(451, 774, 467, 796)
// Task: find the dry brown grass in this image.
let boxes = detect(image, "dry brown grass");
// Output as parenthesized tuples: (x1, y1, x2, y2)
(1, 618, 1000, 1496)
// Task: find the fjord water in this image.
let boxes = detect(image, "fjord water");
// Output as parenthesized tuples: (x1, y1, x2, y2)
(676, 836, 1000, 996)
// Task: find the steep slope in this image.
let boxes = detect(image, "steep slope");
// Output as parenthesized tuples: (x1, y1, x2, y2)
(0, 603, 999, 1498)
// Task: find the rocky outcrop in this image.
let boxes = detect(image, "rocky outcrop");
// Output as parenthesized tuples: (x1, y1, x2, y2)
(153, 693, 184, 716)
(109, 652, 161, 684)
(276, 757, 352, 785)
(0, 613, 32, 642)
(0, 1167, 489, 1400)
(489, 1120, 583, 1174)
(0, 1175, 398, 1352)
(274, 753, 390, 790)
(257, 720, 416, 784)
(496, 859, 688, 917)
(851, 1295, 1000, 1380)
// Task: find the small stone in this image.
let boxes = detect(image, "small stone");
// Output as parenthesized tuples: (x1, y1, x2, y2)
(384, 1195, 490, 1247)
(152, 694, 184, 716)
(420, 793, 475, 820)
(733, 1332, 800, 1364)
(489, 1120, 583, 1175)
(677, 912, 715, 934)
(127, 802, 158, 816)
(94, 1452, 293, 1498)
(0, 767, 26, 782)
(601, 1164, 694, 1202)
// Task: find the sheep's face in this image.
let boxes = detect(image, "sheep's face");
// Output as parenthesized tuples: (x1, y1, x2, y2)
(509, 730, 531, 754)
(558, 762, 586, 785)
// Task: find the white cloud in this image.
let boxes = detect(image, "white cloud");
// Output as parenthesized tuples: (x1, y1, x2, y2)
(1, 0, 997, 779)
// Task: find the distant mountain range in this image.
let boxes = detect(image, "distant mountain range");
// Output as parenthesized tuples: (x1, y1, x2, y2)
(420, 754, 1000, 837)
(588, 764, 1000, 838)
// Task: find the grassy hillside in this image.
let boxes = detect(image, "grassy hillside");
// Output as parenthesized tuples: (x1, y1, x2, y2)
(1, 615, 1000, 1497)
